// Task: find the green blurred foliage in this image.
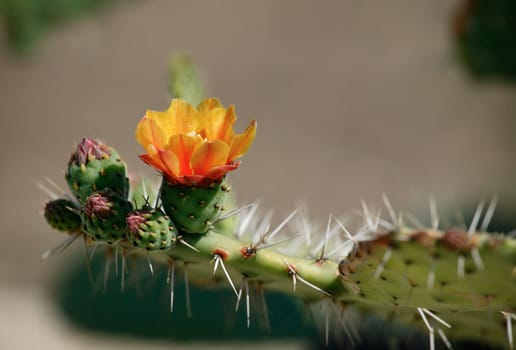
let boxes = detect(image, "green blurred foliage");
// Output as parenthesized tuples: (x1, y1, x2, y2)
(453, 0, 516, 82)
(54, 253, 320, 343)
(0, 0, 126, 52)
(167, 53, 206, 107)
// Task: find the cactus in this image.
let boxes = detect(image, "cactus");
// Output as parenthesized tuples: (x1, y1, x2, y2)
(81, 189, 132, 243)
(160, 180, 230, 234)
(126, 207, 177, 250)
(40, 59, 516, 349)
(44, 198, 81, 233)
(66, 137, 129, 202)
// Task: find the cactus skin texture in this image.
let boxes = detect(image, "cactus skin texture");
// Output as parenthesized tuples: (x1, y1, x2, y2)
(335, 229, 516, 345)
(160, 180, 229, 234)
(126, 208, 177, 250)
(157, 223, 516, 347)
(66, 138, 129, 202)
(44, 198, 81, 233)
(81, 189, 132, 244)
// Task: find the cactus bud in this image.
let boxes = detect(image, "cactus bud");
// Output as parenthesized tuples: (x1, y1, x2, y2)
(81, 189, 132, 243)
(66, 138, 129, 202)
(126, 208, 176, 250)
(44, 198, 81, 233)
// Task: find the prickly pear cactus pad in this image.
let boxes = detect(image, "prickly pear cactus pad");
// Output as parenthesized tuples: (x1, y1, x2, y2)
(40, 96, 516, 350)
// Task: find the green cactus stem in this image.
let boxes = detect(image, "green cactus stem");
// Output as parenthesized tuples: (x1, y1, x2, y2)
(154, 222, 515, 346)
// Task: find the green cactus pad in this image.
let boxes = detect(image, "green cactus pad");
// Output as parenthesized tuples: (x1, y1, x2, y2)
(44, 198, 82, 233)
(126, 208, 177, 250)
(160, 180, 229, 234)
(66, 138, 129, 202)
(81, 189, 132, 244)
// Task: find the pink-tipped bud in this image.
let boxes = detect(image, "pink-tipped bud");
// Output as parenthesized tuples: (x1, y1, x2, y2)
(72, 137, 110, 165)
(126, 211, 146, 235)
(81, 189, 132, 243)
(125, 209, 176, 250)
(84, 192, 112, 219)
(66, 138, 128, 202)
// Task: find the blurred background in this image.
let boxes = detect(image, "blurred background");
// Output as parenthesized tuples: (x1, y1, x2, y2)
(0, 0, 515, 349)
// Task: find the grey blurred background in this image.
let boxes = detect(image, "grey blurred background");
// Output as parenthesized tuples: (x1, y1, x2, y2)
(0, 0, 515, 349)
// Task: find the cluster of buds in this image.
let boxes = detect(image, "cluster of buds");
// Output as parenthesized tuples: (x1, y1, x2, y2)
(44, 98, 256, 250)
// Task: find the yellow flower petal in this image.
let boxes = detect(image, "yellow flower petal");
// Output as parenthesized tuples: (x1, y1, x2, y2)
(144, 99, 199, 139)
(197, 98, 229, 141)
(228, 120, 257, 161)
(135, 116, 168, 150)
(203, 104, 237, 143)
(167, 99, 200, 135)
(136, 98, 256, 185)
(197, 97, 223, 112)
(190, 140, 229, 175)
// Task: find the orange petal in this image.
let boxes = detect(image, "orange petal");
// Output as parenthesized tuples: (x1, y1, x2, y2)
(190, 140, 229, 176)
(204, 162, 240, 180)
(141, 144, 166, 171)
(158, 149, 180, 179)
(228, 120, 257, 161)
(139, 154, 166, 173)
(166, 134, 203, 175)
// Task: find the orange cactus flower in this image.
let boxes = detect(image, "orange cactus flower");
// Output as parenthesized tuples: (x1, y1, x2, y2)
(136, 98, 257, 186)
